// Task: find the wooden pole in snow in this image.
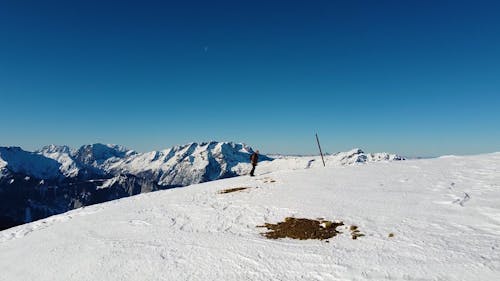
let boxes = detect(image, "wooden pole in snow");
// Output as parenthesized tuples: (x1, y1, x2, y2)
(316, 133, 326, 167)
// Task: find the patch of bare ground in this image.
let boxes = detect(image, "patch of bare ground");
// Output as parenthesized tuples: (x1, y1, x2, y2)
(258, 217, 344, 240)
(258, 177, 276, 183)
(218, 187, 252, 194)
(349, 225, 365, 239)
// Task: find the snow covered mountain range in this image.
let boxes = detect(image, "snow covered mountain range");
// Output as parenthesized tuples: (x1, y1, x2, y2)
(0, 142, 403, 230)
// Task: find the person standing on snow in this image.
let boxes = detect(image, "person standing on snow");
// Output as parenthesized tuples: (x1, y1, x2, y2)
(249, 150, 259, 176)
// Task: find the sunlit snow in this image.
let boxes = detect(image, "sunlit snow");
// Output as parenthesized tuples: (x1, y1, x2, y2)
(1, 152, 499, 280)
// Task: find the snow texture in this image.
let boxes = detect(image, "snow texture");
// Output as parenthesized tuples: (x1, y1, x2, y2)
(1, 152, 499, 280)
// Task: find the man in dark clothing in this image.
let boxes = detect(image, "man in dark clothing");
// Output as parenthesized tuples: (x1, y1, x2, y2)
(249, 150, 259, 176)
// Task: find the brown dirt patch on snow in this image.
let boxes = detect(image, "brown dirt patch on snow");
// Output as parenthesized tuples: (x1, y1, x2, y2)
(218, 187, 252, 194)
(258, 217, 344, 240)
(349, 225, 365, 240)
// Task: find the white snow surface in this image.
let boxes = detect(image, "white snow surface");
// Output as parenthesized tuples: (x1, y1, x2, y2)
(1, 153, 499, 280)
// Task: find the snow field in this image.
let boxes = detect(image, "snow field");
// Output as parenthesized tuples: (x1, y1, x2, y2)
(1, 153, 499, 280)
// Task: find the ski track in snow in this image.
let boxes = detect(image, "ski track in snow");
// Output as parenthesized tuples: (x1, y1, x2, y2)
(1, 153, 500, 280)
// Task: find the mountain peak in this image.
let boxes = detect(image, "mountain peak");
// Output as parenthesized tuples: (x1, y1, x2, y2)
(38, 144, 73, 154)
(0, 146, 62, 179)
(74, 143, 136, 166)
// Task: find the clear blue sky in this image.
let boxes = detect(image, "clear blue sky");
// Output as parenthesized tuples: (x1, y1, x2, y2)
(1, 0, 499, 156)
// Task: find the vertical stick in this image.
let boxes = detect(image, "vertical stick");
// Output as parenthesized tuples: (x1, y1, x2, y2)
(316, 133, 326, 167)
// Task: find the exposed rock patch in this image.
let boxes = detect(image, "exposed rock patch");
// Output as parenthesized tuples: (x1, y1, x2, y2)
(258, 217, 344, 240)
(218, 187, 252, 194)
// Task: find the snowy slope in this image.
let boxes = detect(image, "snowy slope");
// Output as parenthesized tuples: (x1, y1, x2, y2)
(1, 152, 499, 281)
(36, 143, 137, 178)
(0, 144, 134, 180)
(73, 143, 137, 171)
(0, 147, 63, 179)
(37, 145, 80, 177)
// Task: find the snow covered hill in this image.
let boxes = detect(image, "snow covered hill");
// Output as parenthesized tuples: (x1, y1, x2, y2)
(0, 152, 498, 281)
(0, 142, 402, 230)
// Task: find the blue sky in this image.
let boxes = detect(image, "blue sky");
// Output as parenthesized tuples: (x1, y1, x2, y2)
(1, 0, 499, 156)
